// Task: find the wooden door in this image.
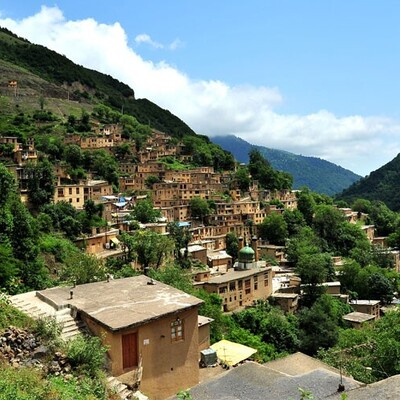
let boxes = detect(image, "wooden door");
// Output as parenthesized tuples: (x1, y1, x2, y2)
(122, 332, 138, 369)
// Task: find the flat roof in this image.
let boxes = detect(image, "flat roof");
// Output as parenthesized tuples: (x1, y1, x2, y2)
(205, 266, 271, 285)
(350, 300, 380, 306)
(38, 275, 203, 332)
(198, 315, 214, 327)
(187, 245, 207, 252)
(207, 251, 232, 260)
(343, 312, 376, 323)
(271, 293, 298, 299)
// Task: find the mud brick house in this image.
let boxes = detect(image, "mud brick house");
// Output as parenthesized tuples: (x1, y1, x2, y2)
(38, 275, 203, 400)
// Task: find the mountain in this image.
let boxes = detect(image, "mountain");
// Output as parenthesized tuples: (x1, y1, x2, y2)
(211, 135, 361, 195)
(0, 27, 196, 139)
(336, 153, 400, 211)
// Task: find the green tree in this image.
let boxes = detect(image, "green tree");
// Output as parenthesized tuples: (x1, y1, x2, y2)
(232, 302, 299, 353)
(149, 264, 193, 293)
(144, 175, 161, 189)
(296, 253, 334, 305)
(338, 262, 396, 303)
(0, 163, 15, 207)
(113, 143, 131, 160)
(0, 244, 20, 289)
(8, 196, 38, 262)
(60, 252, 106, 285)
(298, 295, 341, 355)
(89, 149, 119, 186)
(232, 167, 251, 192)
(257, 213, 288, 245)
(285, 226, 320, 267)
(337, 222, 370, 257)
(312, 204, 345, 251)
(297, 188, 316, 226)
(131, 199, 161, 223)
(189, 197, 210, 223)
(25, 160, 55, 209)
(320, 310, 400, 383)
(368, 201, 397, 236)
(64, 144, 83, 168)
(120, 231, 136, 262)
(41, 201, 82, 239)
(225, 232, 239, 264)
(282, 209, 306, 236)
(167, 222, 192, 267)
(126, 231, 174, 274)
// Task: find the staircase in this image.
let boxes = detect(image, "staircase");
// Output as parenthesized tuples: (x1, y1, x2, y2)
(54, 308, 89, 340)
(9, 291, 87, 340)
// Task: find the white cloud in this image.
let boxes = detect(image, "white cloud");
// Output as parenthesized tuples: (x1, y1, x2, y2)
(134, 33, 182, 50)
(1, 5, 399, 176)
(135, 33, 163, 49)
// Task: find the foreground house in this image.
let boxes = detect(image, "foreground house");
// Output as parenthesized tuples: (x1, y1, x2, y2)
(37, 276, 203, 400)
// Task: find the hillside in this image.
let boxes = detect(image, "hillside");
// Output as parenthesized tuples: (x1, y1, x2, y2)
(336, 153, 400, 211)
(0, 27, 196, 139)
(211, 135, 361, 195)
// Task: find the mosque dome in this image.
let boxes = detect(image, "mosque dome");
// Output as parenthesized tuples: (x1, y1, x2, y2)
(238, 245, 255, 263)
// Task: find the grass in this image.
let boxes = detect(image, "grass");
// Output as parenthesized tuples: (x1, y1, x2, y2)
(0, 364, 110, 400)
(159, 156, 195, 171)
(0, 295, 34, 331)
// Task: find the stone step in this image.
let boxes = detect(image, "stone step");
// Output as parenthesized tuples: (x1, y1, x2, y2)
(119, 388, 132, 399)
(61, 326, 87, 340)
(133, 391, 149, 400)
(60, 319, 79, 328)
(62, 322, 85, 334)
(106, 376, 134, 400)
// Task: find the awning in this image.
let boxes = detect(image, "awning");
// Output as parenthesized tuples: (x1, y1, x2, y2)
(113, 202, 127, 208)
(110, 237, 120, 245)
(210, 339, 257, 366)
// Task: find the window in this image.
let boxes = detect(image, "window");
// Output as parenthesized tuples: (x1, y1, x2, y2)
(229, 282, 236, 292)
(219, 286, 227, 294)
(238, 280, 243, 290)
(245, 279, 251, 295)
(69, 188, 72, 195)
(171, 318, 184, 342)
(264, 273, 269, 287)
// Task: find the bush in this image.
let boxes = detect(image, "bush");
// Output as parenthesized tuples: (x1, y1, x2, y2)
(67, 335, 108, 377)
(33, 316, 62, 348)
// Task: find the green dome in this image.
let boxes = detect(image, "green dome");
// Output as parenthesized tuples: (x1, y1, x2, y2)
(238, 245, 255, 263)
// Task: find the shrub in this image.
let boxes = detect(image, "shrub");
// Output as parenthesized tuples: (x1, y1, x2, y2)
(67, 335, 108, 377)
(33, 316, 62, 349)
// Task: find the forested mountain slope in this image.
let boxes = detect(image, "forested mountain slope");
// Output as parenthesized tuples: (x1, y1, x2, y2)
(337, 153, 400, 211)
(212, 135, 361, 195)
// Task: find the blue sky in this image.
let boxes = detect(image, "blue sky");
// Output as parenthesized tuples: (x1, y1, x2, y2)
(1, 1, 400, 176)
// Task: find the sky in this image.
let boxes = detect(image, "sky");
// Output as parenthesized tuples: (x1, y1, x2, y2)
(1, 1, 400, 176)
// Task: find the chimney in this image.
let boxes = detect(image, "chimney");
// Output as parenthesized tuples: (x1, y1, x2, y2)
(252, 236, 259, 262)
(238, 236, 244, 251)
